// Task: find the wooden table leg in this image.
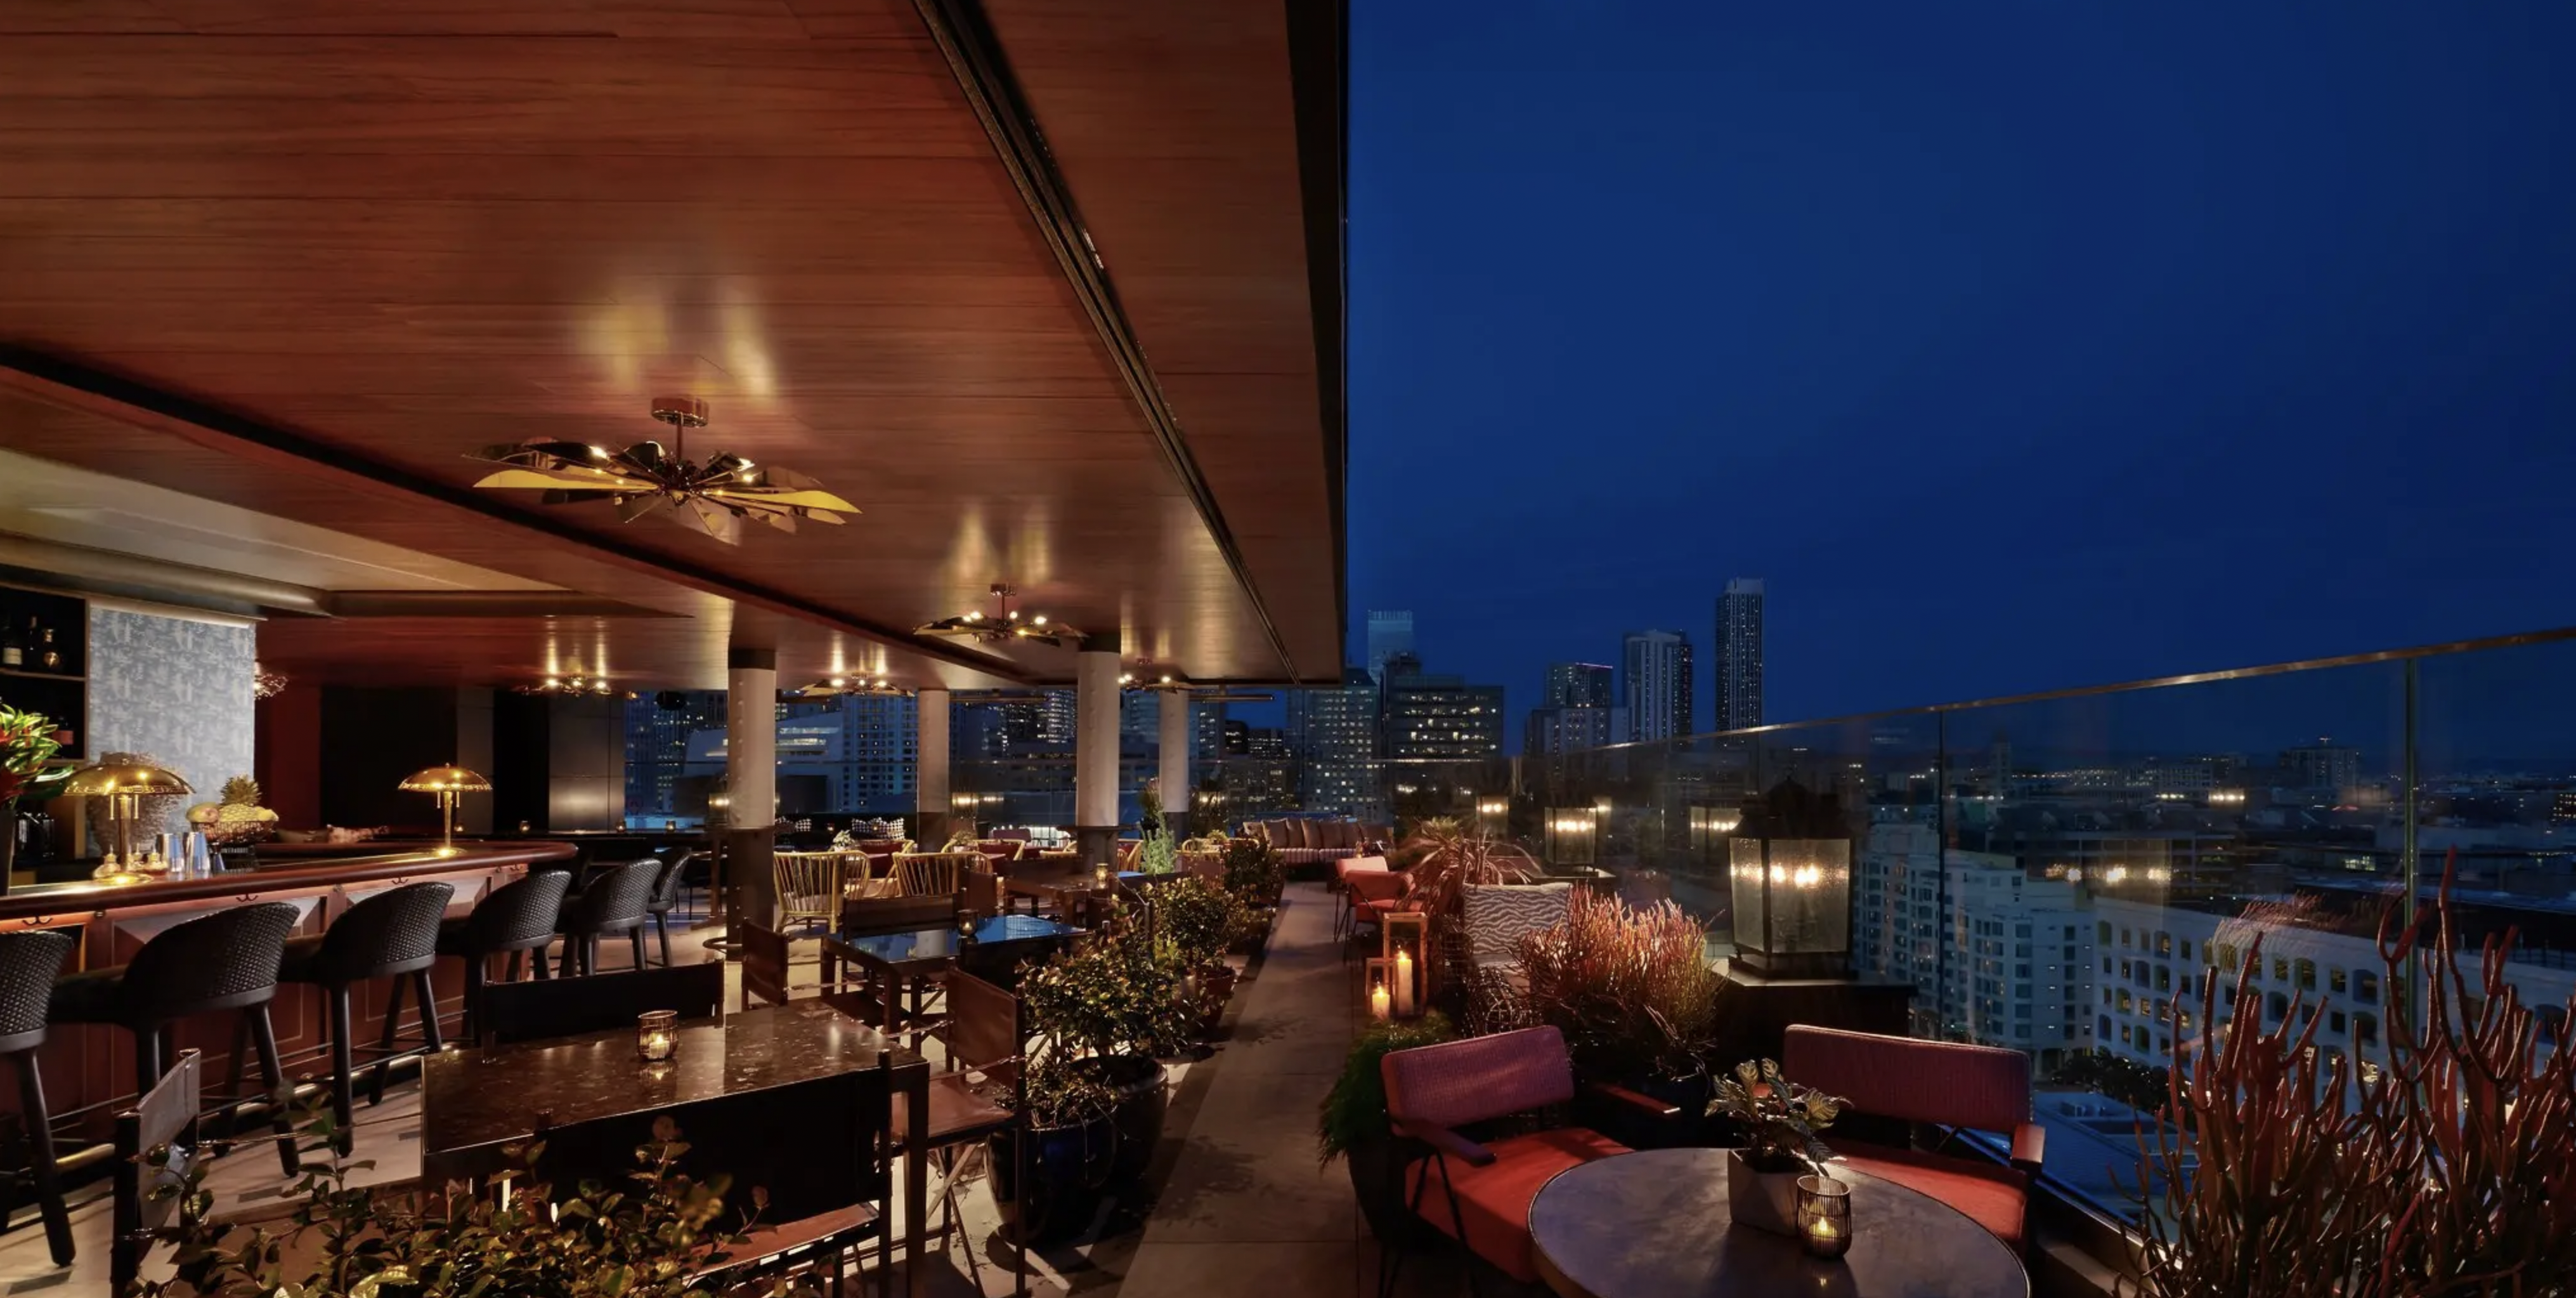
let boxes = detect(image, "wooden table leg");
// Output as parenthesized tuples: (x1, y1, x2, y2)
(904, 1062, 928, 1298)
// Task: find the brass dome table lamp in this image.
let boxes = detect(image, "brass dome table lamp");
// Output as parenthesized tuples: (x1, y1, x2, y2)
(61, 763, 192, 880)
(400, 766, 492, 853)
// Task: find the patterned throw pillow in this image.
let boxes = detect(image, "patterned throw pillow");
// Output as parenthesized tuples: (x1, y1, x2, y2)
(1462, 882, 1573, 966)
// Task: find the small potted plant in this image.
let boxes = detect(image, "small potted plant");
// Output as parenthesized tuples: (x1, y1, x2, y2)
(1154, 874, 1251, 1032)
(1317, 1011, 1456, 1242)
(0, 707, 70, 882)
(1017, 902, 1192, 1186)
(1707, 1058, 1842, 1236)
(1220, 836, 1284, 910)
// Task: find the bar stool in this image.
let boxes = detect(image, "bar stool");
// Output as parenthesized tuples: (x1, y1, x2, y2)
(554, 858, 661, 976)
(275, 882, 454, 1138)
(643, 849, 696, 966)
(0, 930, 74, 1265)
(48, 903, 302, 1177)
(434, 868, 570, 1045)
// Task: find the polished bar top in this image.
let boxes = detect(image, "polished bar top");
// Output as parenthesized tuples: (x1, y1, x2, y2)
(0, 839, 575, 921)
(419, 1000, 922, 1168)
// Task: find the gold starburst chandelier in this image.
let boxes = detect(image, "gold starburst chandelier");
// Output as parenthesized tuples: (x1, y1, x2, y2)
(251, 662, 289, 700)
(1120, 663, 1193, 693)
(467, 397, 859, 546)
(516, 676, 636, 700)
(789, 675, 913, 700)
(914, 584, 1082, 649)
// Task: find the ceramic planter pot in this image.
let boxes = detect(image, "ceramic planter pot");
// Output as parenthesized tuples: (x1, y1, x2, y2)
(1726, 1149, 1805, 1237)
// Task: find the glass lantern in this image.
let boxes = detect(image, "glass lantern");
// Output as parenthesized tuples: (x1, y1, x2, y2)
(1544, 806, 1599, 867)
(1796, 1174, 1852, 1259)
(1726, 778, 1852, 978)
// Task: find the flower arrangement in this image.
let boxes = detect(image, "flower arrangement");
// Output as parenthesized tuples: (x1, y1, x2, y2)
(1519, 891, 1724, 1084)
(1708, 1059, 1841, 1175)
(130, 1112, 810, 1298)
(0, 706, 68, 804)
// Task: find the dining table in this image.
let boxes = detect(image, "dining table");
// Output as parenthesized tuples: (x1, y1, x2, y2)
(420, 998, 934, 1295)
(820, 910, 1086, 1009)
(1526, 1148, 2029, 1298)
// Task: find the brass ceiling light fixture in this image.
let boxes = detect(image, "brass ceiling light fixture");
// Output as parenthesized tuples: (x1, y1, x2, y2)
(914, 584, 1082, 649)
(250, 662, 289, 700)
(515, 675, 636, 700)
(788, 675, 913, 700)
(1120, 662, 1193, 693)
(467, 396, 860, 546)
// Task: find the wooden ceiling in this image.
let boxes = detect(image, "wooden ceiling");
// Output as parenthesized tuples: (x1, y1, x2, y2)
(0, 0, 1344, 691)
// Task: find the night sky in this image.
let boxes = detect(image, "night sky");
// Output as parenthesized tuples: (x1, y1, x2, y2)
(1342, 2, 2576, 754)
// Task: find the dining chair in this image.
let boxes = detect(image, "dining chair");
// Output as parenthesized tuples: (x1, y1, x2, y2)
(774, 851, 842, 936)
(1376, 1025, 1672, 1297)
(840, 893, 962, 936)
(901, 971, 1027, 1298)
(741, 919, 794, 1011)
(894, 851, 978, 898)
(642, 849, 697, 966)
(0, 930, 74, 1265)
(477, 961, 724, 1047)
(110, 1050, 203, 1295)
(552, 857, 661, 976)
(1781, 1025, 2045, 1250)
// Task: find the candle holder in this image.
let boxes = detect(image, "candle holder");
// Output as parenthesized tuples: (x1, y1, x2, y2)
(1796, 1174, 1852, 1260)
(1363, 956, 1393, 1021)
(637, 1010, 679, 1063)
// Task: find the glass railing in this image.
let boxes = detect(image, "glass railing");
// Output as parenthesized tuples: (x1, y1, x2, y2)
(1503, 626, 2576, 1223)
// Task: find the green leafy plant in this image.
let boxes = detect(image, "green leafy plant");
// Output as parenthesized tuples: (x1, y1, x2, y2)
(1316, 1011, 1456, 1167)
(1015, 1054, 1121, 1131)
(1396, 818, 1538, 923)
(0, 705, 69, 804)
(1020, 901, 1194, 1065)
(1518, 891, 1724, 1084)
(1708, 1059, 1840, 1174)
(129, 1110, 809, 1298)
(1154, 874, 1252, 972)
(1219, 836, 1284, 905)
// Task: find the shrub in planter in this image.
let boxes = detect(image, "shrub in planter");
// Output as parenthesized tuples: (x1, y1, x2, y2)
(1316, 1011, 1456, 1242)
(1219, 837, 1284, 908)
(131, 1112, 809, 1297)
(1518, 891, 1724, 1095)
(1010, 905, 1188, 1223)
(992, 1054, 1124, 1245)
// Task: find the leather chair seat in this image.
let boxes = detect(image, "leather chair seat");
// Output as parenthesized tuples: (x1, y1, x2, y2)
(1829, 1142, 2029, 1248)
(1403, 1127, 1629, 1283)
(892, 1073, 1013, 1143)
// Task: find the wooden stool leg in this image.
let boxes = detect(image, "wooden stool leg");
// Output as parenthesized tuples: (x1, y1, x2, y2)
(246, 1006, 299, 1177)
(13, 1053, 71, 1266)
(656, 913, 672, 967)
(628, 928, 645, 972)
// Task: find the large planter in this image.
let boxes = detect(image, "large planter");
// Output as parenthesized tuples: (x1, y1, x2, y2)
(1081, 1054, 1168, 1184)
(1726, 1149, 1805, 1237)
(1193, 964, 1239, 1035)
(991, 1110, 1119, 1245)
(1345, 1136, 1417, 1245)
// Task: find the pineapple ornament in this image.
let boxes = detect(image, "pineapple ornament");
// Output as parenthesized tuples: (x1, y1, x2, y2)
(188, 774, 280, 845)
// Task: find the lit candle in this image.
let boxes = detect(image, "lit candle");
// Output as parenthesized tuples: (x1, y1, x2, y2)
(637, 1009, 679, 1063)
(1370, 981, 1391, 1021)
(1096, 864, 1112, 891)
(1393, 947, 1415, 1016)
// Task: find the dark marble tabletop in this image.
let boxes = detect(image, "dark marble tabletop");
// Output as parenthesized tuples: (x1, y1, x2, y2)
(419, 999, 923, 1174)
(826, 912, 1084, 971)
(1528, 1148, 2029, 1298)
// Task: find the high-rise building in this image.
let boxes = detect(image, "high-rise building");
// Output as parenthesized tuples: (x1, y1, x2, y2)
(2280, 740, 2362, 799)
(1524, 704, 1628, 757)
(1382, 672, 1506, 762)
(1544, 661, 1615, 709)
(1289, 667, 1381, 817)
(1365, 610, 1414, 687)
(624, 690, 729, 823)
(1620, 630, 1693, 742)
(1853, 823, 2095, 1072)
(1715, 578, 1765, 731)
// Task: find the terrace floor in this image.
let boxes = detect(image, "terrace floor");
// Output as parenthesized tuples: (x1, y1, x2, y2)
(0, 884, 1526, 1297)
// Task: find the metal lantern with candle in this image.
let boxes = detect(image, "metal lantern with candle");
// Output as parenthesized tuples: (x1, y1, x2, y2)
(1796, 1174, 1852, 1259)
(1363, 957, 1393, 1021)
(1473, 796, 1510, 841)
(1381, 910, 1428, 1017)
(1543, 805, 1599, 867)
(637, 1009, 679, 1062)
(62, 763, 191, 879)
(1726, 778, 1854, 977)
(399, 765, 492, 853)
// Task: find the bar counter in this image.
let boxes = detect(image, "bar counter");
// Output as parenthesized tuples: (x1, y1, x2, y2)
(0, 839, 580, 1143)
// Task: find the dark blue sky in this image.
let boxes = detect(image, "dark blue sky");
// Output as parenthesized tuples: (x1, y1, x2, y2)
(1343, 2, 2576, 749)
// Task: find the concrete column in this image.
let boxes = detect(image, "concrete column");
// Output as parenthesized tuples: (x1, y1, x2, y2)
(914, 687, 951, 844)
(724, 648, 777, 941)
(1159, 690, 1191, 830)
(1074, 639, 1121, 866)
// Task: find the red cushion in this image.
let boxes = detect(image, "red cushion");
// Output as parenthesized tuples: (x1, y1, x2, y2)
(1830, 1143, 2029, 1249)
(1405, 1129, 1629, 1282)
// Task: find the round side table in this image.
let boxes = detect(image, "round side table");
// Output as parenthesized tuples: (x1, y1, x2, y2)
(1528, 1147, 2029, 1298)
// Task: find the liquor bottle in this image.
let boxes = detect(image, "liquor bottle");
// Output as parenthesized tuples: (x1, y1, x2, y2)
(0, 620, 19, 668)
(35, 627, 60, 672)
